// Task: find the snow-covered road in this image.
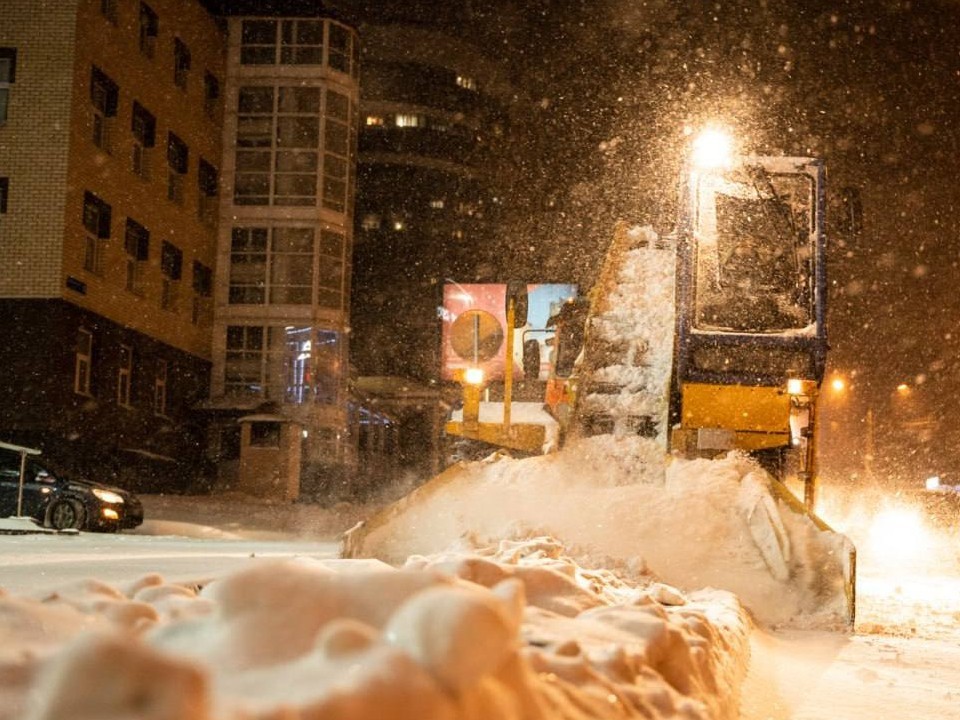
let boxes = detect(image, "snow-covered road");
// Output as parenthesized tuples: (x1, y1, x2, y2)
(0, 531, 340, 596)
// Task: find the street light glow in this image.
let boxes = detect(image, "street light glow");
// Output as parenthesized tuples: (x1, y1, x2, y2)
(831, 377, 845, 392)
(691, 128, 734, 170)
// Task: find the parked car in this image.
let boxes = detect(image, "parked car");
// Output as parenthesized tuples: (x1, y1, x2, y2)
(0, 444, 144, 532)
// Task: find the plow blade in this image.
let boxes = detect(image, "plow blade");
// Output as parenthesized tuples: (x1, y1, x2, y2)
(341, 446, 855, 628)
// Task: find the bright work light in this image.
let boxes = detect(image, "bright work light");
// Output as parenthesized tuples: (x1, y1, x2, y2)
(691, 128, 734, 170)
(464, 367, 485, 386)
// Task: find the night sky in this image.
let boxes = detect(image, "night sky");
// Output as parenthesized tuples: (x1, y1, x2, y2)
(480, 0, 960, 480)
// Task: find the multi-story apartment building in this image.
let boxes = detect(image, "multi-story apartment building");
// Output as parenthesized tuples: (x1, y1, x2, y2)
(0, 0, 364, 495)
(350, 6, 517, 384)
(205, 5, 362, 496)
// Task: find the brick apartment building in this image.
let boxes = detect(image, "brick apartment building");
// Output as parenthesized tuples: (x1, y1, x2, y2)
(0, 0, 388, 497)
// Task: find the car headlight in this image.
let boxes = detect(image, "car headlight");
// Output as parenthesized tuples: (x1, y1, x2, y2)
(92, 488, 125, 504)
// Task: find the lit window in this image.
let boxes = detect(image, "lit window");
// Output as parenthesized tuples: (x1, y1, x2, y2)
(75, 329, 93, 396)
(82, 191, 111, 275)
(154, 360, 168, 416)
(160, 240, 182, 311)
(0, 49, 15, 125)
(90, 66, 118, 152)
(139, 2, 158, 58)
(360, 214, 380, 230)
(365, 115, 384, 127)
(166, 133, 188, 204)
(429, 199, 445, 209)
(131, 101, 156, 179)
(117, 344, 133, 408)
(395, 114, 424, 128)
(173, 38, 191, 90)
(124, 218, 149, 295)
(456, 75, 477, 91)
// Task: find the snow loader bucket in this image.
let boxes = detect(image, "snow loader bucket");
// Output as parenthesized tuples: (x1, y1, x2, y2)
(341, 446, 855, 628)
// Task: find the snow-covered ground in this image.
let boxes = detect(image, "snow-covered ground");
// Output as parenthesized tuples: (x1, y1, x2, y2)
(1, 454, 959, 719)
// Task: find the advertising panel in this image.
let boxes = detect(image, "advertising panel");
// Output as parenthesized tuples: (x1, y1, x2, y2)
(440, 283, 578, 382)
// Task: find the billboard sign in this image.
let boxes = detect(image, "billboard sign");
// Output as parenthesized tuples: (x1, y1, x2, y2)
(440, 283, 578, 382)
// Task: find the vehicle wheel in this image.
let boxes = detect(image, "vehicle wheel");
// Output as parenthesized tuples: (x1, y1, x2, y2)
(48, 499, 85, 531)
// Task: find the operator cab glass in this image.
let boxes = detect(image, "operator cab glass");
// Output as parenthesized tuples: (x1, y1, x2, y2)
(693, 165, 815, 333)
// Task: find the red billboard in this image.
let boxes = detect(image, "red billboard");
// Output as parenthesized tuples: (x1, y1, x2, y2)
(440, 283, 578, 382)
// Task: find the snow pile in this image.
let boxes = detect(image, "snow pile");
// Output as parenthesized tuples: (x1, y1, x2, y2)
(577, 225, 676, 444)
(2, 538, 750, 720)
(348, 437, 853, 627)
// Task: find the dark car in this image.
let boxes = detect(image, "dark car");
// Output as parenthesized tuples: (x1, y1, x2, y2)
(0, 445, 144, 532)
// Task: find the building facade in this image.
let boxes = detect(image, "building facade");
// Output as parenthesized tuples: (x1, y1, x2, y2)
(0, 0, 365, 495)
(205, 9, 361, 494)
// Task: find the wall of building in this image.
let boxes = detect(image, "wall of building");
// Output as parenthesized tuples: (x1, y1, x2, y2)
(0, 0, 80, 298)
(61, 0, 225, 360)
(209, 14, 360, 470)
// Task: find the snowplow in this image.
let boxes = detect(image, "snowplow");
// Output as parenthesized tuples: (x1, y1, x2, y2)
(343, 129, 857, 626)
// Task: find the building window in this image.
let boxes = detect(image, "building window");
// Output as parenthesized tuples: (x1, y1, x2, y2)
(117, 344, 133, 408)
(360, 214, 380, 231)
(225, 325, 323, 403)
(456, 75, 477, 91)
(192, 261, 212, 325)
(314, 330, 340, 404)
(82, 191, 111, 274)
(100, 0, 118, 24)
(0, 49, 16, 125)
(429, 199, 445, 209)
(395, 114, 424, 128)
(249, 421, 281, 447)
(327, 22, 352, 74)
(317, 229, 344, 309)
(0, 178, 8, 214)
(124, 218, 149, 295)
(225, 325, 264, 396)
(131, 101, 156, 179)
(154, 359, 168, 416)
(322, 90, 350, 212)
(166, 133, 188, 204)
(240, 19, 277, 64)
(160, 240, 182, 311)
(173, 38, 191, 90)
(75, 328, 93, 396)
(90, 66, 119, 152)
(365, 115, 384, 127)
(229, 226, 316, 306)
(139, 2, 158, 58)
(198, 158, 218, 225)
(281, 19, 323, 64)
(235, 86, 322, 206)
(203, 72, 220, 118)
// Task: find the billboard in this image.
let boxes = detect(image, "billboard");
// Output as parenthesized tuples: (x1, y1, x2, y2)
(440, 283, 578, 382)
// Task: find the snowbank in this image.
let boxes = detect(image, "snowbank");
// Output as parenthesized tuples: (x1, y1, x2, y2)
(347, 437, 853, 627)
(3, 538, 749, 720)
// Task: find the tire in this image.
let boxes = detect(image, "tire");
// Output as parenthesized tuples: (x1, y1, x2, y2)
(48, 499, 85, 531)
